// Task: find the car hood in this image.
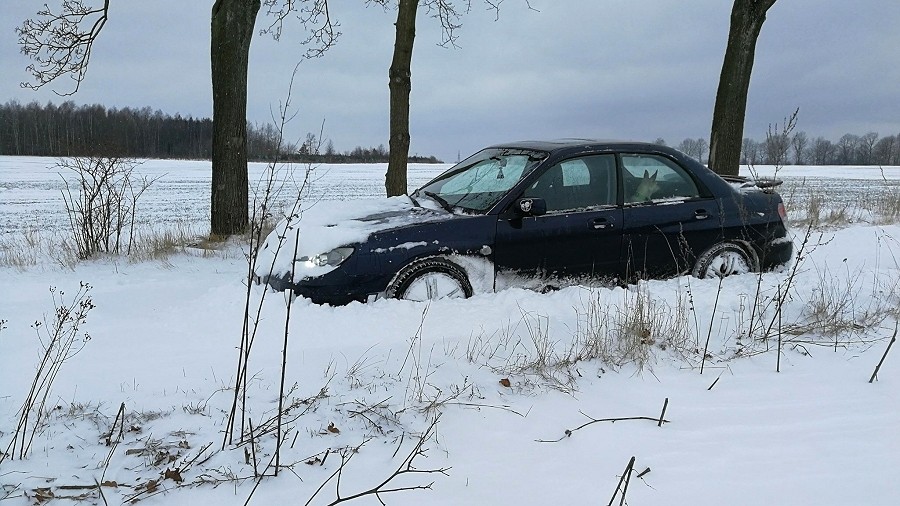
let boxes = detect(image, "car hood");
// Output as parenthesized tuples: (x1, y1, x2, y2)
(255, 196, 454, 278)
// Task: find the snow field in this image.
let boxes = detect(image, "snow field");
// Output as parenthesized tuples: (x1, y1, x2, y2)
(1, 157, 899, 505)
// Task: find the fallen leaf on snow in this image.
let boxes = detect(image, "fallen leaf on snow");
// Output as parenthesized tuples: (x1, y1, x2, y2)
(164, 468, 183, 482)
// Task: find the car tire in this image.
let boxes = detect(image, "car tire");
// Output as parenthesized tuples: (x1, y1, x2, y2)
(387, 257, 474, 301)
(692, 242, 757, 279)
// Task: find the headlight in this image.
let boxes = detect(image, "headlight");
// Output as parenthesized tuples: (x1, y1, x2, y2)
(303, 247, 355, 267)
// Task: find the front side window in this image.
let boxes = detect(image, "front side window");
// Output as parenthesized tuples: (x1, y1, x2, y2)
(522, 154, 617, 212)
(415, 149, 546, 212)
(621, 154, 700, 203)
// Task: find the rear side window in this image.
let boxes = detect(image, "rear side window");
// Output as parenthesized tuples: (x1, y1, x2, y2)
(621, 154, 700, 203)
(523, 154, 617, 212)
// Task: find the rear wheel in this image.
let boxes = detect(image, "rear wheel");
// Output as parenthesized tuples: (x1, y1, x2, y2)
(692, 242, 757, 279)
(387, 257, 473, 301)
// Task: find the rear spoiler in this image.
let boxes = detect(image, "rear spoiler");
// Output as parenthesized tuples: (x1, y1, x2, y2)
(720, 174, 784, 191)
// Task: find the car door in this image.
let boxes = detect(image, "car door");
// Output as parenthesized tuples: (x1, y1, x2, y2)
(619, 153, 722, 278)
(494, 154, 624, 282)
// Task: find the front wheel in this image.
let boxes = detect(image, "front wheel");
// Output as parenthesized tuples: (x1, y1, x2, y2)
(692, 242, 757, 279)
(386, 257, 473, 302)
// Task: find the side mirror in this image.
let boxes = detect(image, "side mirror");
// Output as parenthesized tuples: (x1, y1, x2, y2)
(516, 197, 547, 216)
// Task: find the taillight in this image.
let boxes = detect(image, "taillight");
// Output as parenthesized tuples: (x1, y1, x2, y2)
(777, 202, 787, 219)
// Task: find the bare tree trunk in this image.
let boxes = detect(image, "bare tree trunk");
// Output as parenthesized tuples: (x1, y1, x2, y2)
(211, 0, 260, 235)
(385, 0, 418, 197)
(708, 0, 777, 176)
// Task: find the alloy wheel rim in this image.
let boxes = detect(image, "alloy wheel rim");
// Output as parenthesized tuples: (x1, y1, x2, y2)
(402, 272, 465, 301)
(706, 250, 751, 278)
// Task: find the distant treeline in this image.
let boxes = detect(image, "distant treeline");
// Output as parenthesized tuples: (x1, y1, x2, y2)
(0, 100, 443, 163)
(246, 123, 442, 163)
(663, 131, 900, 166)
(0, 100, 212, 158)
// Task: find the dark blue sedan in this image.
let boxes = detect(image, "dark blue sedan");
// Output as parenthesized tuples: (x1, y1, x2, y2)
(257, 140, 792, 304)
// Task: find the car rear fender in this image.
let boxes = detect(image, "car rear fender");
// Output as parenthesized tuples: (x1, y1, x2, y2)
(730, 239, 761, 272)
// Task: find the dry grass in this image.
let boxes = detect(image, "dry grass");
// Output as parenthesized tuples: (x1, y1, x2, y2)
(0, 233, 38, 268)
(0, 222, 224, 268)
(460, 285, 698, 392)
(128, 223, 213, 262)
(782, 179, 900, 228)
(0, 229, 79, 269)
(785, 263, 899, 340)
(573, 285, 695, 368)
(866, 186, 900, 224)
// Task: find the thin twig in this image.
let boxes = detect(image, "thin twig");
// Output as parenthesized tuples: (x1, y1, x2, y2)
(536, 410, 671, 443)
(707, 373, 723, 391)
(607, 456, 635, 506)
(869, 321, 898, 383)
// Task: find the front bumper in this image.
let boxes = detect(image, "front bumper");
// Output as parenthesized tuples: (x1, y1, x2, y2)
(257, 271, 388, 306)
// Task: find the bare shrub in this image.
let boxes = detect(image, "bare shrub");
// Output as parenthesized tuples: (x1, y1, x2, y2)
(2, 283, 94, 463)
(58, 156, 159, 259)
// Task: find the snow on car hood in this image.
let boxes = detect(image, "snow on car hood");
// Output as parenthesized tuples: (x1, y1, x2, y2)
(255, 196, 451, 279)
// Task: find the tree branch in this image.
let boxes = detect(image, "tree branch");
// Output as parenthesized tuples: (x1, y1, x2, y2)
(17, 0, 111, 95)
(260, 0, 340, 58)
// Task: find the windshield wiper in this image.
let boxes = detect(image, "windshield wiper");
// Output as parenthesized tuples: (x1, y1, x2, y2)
(423, 191, 455, 214)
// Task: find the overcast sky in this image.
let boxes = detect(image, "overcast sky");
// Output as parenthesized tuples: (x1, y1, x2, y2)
(2, 1, 899, 162)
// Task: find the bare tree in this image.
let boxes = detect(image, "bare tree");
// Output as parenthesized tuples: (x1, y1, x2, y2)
(708, 0, 778, 176)
(675, 137, 708, 163)
(696, 137, 709, 164)
(379, 0, 535, 197)
(381, 0, 475, 197)
(811, 136, 834, 165)
(874, 135, 897, 166)
(858, 131, 879, 165)
(741, 137, 760, 165)
(384, 0, 419, 197)
(677, 138, 700, 161)
(16, 1, 338, 237)
(210, 0, 261, 235)
(836, 133, 860, 164)
(895, 132, 900, 165)
(298, 131, 319, 154)
(791, 131, 808, 164)
(211, 0, 338, 234)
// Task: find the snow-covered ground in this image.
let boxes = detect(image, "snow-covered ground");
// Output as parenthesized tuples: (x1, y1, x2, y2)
(1, 157, 899, 505)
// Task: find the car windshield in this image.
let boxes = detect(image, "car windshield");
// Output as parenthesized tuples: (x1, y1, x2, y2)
(414, 148, 547, 212)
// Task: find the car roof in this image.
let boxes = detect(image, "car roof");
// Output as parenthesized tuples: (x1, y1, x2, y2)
(485, 138, 670, 154)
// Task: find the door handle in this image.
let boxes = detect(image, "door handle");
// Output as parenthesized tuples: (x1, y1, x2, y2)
(694, 209, 709, 220)
(590, 218, 613, 229)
